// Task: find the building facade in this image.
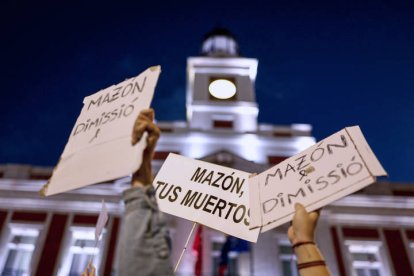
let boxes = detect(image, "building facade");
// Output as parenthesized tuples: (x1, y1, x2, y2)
(0, 29, 413, 275)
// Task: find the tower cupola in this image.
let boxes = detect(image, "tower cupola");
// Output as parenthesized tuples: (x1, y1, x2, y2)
(201, 27, 239, 57)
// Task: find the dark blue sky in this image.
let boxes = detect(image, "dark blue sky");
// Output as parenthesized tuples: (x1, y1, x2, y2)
(1, 1, 413, 182)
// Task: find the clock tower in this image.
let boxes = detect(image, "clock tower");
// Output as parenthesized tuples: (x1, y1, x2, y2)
(186, 28, 259, 132)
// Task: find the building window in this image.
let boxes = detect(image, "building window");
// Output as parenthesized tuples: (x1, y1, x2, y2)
(213, 120, 233, 129)
(153, 151, 179, 160)
(0, 224, 41, 276)
(278, 241, 299, 276)
(58, 226, 106, 276)
(272, 131, 292, 137)
(345, 240, 387, 276)
(267, 156, 287, 165)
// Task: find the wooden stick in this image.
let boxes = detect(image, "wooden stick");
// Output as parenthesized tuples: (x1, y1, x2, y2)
(174, 222, 197, 273)
(88, 238, 100, 268)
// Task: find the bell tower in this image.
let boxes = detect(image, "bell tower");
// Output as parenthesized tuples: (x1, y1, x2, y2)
(186, 28, 259, 132)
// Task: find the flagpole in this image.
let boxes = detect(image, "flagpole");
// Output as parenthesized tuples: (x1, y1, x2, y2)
(174, 221, 198, 273)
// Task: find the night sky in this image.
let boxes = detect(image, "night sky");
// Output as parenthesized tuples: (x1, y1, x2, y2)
(1, 1, 413, 182)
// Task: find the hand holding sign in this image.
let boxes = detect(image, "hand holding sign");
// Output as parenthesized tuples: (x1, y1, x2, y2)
(82, 262, 96, 276)
(288, 203, 330, 275)
(287, 203, 320, 245)
(85, 200, 109, 274)
(131, 108, 160, 187)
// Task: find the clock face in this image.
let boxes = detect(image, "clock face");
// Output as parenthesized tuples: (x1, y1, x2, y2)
(208, 78, 237, 100)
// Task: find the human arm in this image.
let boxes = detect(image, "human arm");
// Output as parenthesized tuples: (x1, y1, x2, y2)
(117, 108, 173, 276)
(131, 108, 160, 187)
(288, 203, 330, 276)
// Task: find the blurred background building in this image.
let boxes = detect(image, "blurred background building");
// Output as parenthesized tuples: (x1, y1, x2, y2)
(0, 28, 413, 276)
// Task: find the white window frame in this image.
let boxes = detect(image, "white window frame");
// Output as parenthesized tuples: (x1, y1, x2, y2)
(345, 240, 391, 276)
(58, 226, 106, 276)
(0, 223, 43, 276)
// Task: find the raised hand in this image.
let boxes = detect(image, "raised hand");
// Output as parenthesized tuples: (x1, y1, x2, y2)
(131, 108, 160, 186)
(288, 203, 320, 244)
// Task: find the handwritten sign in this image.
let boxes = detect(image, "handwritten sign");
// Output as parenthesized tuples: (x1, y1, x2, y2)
(153, 153, 260, 242)
(249, 126, 387, 232)
(41, 66, 161, 196)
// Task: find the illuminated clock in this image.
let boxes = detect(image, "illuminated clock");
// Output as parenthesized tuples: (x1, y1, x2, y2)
(208, 78, 237, 100)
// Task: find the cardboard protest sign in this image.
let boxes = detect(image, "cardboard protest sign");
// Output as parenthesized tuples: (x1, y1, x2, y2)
(153, 153, 260, 242)
(95, 200, 109, 244)
(249, 126, 387, 232)
(41, 66, 161, 196)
